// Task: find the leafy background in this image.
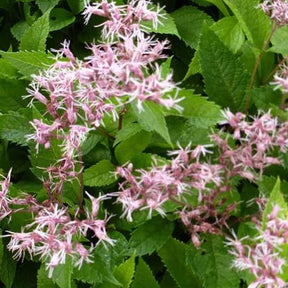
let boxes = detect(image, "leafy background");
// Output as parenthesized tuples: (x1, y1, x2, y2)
(0, 0, 287, 287)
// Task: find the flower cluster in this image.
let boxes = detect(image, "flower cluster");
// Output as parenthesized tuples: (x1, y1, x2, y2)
(26, 0, 180, 200)
(6, 194, 113, 277)
(227, 206, 288, 288)
(271, 63, 288, 93)
(260, 0, 288, 26)
(115, 111, 288, 246)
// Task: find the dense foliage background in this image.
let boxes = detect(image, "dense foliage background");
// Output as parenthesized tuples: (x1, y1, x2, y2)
(0, 0, 288, 287)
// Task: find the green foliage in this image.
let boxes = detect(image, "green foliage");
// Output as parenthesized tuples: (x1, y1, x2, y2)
(199, 26, 249, 111)
(19, 11, 50, 51)
(158, 238, 202, 288)
(83, 159, 117, 187)
(129, 216, 174, 256)
(171, 6, 214, 49)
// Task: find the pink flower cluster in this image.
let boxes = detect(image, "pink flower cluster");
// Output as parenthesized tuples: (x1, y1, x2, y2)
(5, 193, 113, 277)
(227, 206, 288, 288)
(271, 63, 288, 93)
(26, 0, 180, 199)
(260, 0, 288, 26)
(115, 111, 288, 247)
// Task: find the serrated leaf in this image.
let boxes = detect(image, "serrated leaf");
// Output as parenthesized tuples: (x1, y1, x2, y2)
(211, 16, 245, 53)
(49, 8, 75, 31)
(186, 235, 240, 288)
(0, 59, 18, 79)
(20, 11, 50, 51)
(37, 264, 57, 288)
(184, 49, 201, 80)
(0, 113, 32, 146)
(132, 258, 160, 288)
(171, 6, 213, 49)
(115, 130, 151, 164)
(158, 238, 202, 288)
(73, 248, 120, 285)
(1, 51, 54, 77)
(270, 25, 288, 56)
(129, 216, 174, 256)
(165, 89, 222, 124)
(199, 26, 249, 111)
(223, 0, 271, 49)
(113, 254, 135, 288)
(36, 0, 60, 13)
(0, 79, 27, 113)
(131, 101, 171, 146)
(262, 177, 288, 229)
(81, 133, 103, 156)
(83, 159, 117, 187)
(11, 21, 30, 41)
(114, 123, 142, 147)
(52, 257, 73, 288)
(0, 247, 17, 288)
(145, 10, 180, 37)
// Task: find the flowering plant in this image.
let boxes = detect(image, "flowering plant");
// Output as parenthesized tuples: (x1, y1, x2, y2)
(1, 0, 288, 287)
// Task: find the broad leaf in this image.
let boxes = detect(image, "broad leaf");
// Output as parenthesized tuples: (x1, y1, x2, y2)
(223, 0, 271, 49)
(132, 258, 160, 288)
(37, 264, 58, 288)
(52, 257, 73, 288)
(199, 27, 249, 111)
(36, 0, 60, 13)
(129, 216, 174, 256)
(158, 238, 202, 288)
(49, 8, 75, 31)
(115, 130, 151, 164)
(171, 6, 213, 49)
(114, 123, 142, 147)
(0, 59, 18, 79)
(1, 51, 54, 77)
(0, 113, 32, 146)
(0, 247, 17, 288)
(270, 25, 288, 56)
(205, 0, 230, 16)
(83, 159, 117, 187)
(67, 0, 85, 14)
(211, 16, 245, 53)
(131, 101, 171, 146)
(20, 11, 50, 51)
(113, 255, 135, 288)
(186, 235, 240, 288)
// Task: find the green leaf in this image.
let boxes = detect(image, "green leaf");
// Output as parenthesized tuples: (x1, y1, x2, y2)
(199, 26, 249, 111)
(204, 0, 230, 16)
(262, 177, 288, 229)
(250, 86, 282, 110)
(37, 264, 58, 288)
(270, 25, 288, 56)
(11, 21, 30, 41)
(49, 8, 75, 32)
(1, 51, 54, 77)
(0, 247, 17, 288)
(67, 0, 85, 14)
(52, 257, 73, 288)
(0, 79, 27, 113)
(165, 89, 222, 124)
(184, 49, 201, 80)
(132, 258, 160, 288)
(73, 248, 120, 285)
(171, 6, 213, 49)
(186, 235, 240, 288)
(158, 238, 202, 288)
(146, 10, 180, 38)
(129, 216, 174, 256)
(114, 254, 135, 288)
(131, 101, 171, 146)
(36, 0, 60, 13)
(20, 11, 50, 51)
(81, 133, 103, 156)
(0, 59, 18, 79)
(83, 159, 117, 187)
(222, 0, 271, 49)
(115, 130, 151, 164)
(211, 16, 245, 53)
(114, 123, 142, 147)
(0, 113, 32, 146)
